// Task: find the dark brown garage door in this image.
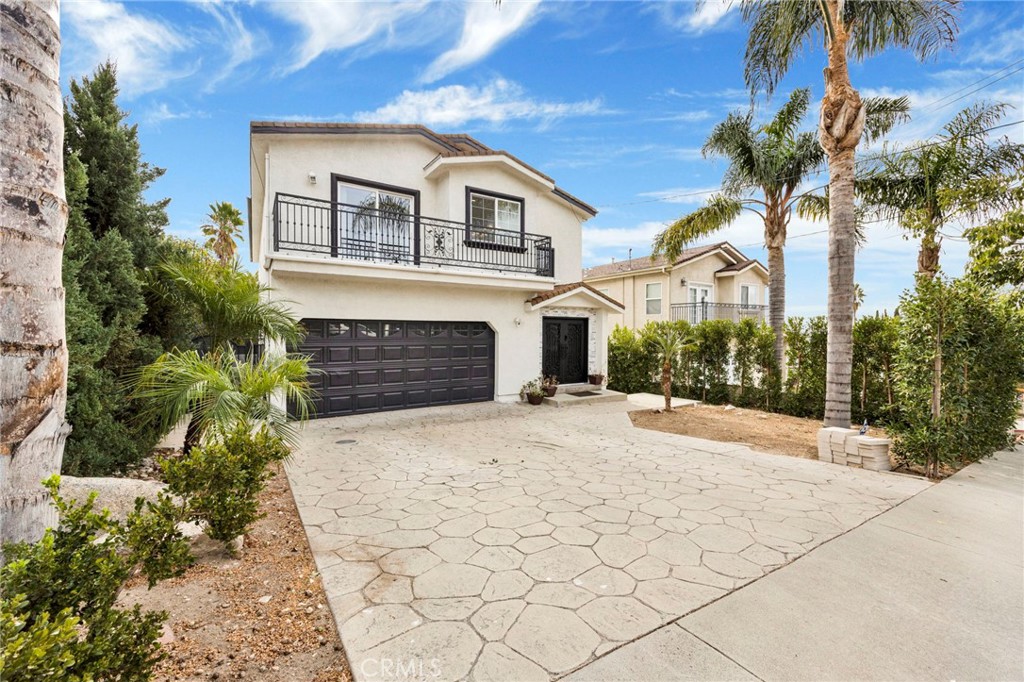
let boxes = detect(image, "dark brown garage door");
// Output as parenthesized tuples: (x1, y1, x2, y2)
(298, 319, 495, 417)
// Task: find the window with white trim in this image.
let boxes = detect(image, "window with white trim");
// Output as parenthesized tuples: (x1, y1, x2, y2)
(469, 191, 522, 242)
(645, 282, 662, 315)
(740, 284, 752, 308)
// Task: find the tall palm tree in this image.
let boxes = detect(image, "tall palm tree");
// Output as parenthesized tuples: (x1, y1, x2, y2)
(1, 0, 71, 544)
(200, 201, 244, 265)
(131, 350, 315, 448)
(853, 283, 865, 317)
(740, 0, 960, 427)
(859, 102, 1024, 277)
(654, 88, 826, 371)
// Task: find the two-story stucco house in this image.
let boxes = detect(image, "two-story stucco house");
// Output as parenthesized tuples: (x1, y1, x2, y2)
(582, 242, 769, 330)
(248, 122, 623, 418)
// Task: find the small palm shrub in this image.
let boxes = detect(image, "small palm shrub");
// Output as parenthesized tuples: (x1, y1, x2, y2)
(163, 426, 291, 549)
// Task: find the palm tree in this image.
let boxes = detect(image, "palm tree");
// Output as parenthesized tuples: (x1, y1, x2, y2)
(200, 201, 244, 265)
(646, 324, 692, 412)
(853, 283, 865, 317)
(154, 255, 303, 351)
(1, 0, 70, 544)
(654, 88, 826, 372)
(740, 0, 960, 428)
(859, 102, 1024, 278)
(131, 351, 316, 448)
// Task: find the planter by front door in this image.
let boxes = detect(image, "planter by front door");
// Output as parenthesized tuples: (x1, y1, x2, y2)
(542, 317, 588, 384)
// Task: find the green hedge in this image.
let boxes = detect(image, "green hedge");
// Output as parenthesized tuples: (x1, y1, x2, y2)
(607, 314, 898, 422)
(887, 277, 1024, 476)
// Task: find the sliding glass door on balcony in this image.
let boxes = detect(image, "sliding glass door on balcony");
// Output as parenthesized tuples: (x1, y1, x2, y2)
(336, 181, 415, 263)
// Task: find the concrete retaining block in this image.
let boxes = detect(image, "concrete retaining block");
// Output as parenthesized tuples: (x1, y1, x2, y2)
(817, 429, 892, 472)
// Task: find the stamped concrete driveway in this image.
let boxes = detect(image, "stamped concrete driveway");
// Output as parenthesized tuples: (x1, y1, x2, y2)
(286, 398, 929, 681)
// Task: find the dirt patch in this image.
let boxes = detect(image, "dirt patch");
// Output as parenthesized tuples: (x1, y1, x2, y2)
(119, 464, 352, 682)
(630, 403, 887, 461)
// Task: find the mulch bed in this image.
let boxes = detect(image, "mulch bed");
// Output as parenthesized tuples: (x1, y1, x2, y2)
(119, 463, 352, 681)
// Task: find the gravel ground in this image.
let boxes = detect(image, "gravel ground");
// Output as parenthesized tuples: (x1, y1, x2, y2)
(118, 463, 352, 682)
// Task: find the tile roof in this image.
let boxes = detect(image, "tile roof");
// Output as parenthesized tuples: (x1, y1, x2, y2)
(716, 258, 767, 274)
(528, 282, 624, 309)
(249, 121, 596, 217)
(582, 242, 727, 280)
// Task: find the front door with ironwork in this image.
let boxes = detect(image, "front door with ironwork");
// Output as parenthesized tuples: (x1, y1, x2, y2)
(542, 317, 588, 384)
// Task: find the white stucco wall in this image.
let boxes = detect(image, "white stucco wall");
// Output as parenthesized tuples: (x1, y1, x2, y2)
(269, 272, 608, 400)
(251, 132, 589, 283)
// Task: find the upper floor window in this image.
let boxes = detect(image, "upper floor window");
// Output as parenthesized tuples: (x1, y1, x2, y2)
(646, 282, 662, 315)
(740, 284, 753, 308)
(468, 188, 523, 243)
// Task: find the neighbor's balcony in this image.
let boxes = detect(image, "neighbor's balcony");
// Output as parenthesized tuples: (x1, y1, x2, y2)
(272, 193, 555, 278)
(671, 302, 768, 324)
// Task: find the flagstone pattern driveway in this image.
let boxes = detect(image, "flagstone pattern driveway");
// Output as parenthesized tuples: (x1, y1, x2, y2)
(286, 399, 929, 681)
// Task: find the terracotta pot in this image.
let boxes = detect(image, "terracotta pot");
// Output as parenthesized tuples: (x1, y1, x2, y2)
(588, 374, 605, 386)
(527, 393, 544, 405)
(543, 386, 557, 397)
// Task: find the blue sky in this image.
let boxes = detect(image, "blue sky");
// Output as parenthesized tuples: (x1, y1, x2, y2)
(59, 0, 1024, 316)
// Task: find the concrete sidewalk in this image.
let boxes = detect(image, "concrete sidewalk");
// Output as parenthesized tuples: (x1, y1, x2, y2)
(567, 447, 1024, 681)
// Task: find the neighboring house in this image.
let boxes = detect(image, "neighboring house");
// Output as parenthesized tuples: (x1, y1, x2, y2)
(582, 242, 769, 329)
(248, 122, 623, 418)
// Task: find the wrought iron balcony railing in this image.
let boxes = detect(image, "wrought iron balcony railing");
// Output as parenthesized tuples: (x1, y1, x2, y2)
(272, 193, 555, 278)
(670, 302, 768, 324)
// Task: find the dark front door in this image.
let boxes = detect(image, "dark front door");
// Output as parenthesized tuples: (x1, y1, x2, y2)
(298, 319, 494, 417)
(542, 317, 588, 384)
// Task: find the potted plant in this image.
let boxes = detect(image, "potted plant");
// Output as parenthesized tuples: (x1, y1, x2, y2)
(541, 375, 559, 397)
(588, 372, 606, 386)
(520, 379, 545, 405)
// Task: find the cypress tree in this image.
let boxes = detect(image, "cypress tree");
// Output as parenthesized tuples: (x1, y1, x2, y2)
(61, 62, 170, 475)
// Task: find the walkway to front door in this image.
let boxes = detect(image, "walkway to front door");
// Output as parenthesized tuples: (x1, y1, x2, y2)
(542, 317, 587, 384)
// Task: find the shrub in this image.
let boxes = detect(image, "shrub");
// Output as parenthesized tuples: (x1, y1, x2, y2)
(607, 325, 657, 394)
(163, 426, 290, 548)
(689, 319, 734, 404)
(851, 313, 899, 423)
(733, 319, 782, 410)
(888, 276, 1024, 477)
(781, 316, 828, 418)
(0, 476, 191, 681)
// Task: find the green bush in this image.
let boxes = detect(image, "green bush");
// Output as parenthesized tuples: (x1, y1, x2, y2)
(0, 594, 80, 682)
(688, 319, 734, 404)
(733, 319, 782, 410)
(781, 316, 828, 418)
(851, 313, 899, 423)
(888, 276, 1024, 477)
(607, 325, 657, 394)
(1, 476, 191, 681)
(163, 426, 290, 548)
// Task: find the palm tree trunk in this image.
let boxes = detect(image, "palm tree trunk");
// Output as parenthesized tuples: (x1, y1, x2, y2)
(918, 231, 941, 278)
(766, 244, 786, 372)
(662, 361, 672, 412)
(1, 0, 70, 545)
(819, 7, 864, 429)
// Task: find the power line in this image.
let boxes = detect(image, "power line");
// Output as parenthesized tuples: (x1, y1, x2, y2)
(916, 60, 1024, 114)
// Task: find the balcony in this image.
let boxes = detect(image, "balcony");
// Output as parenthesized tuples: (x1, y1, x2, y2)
(671, 302, 768, 325)
(272, 193, 554, 278)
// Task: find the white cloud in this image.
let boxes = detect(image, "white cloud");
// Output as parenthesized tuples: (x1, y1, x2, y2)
(651, 0, 736, 35)
(420, 0, 542, 83)
(144, 103, 208, 125)
(636, 186, 720, 204)
(194, 0, 261, 92)
(267, 1, 431, 73)
(63, 0, 193, 96)
(964, 26, 1024, 65)
(353, 78, 604, 128)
